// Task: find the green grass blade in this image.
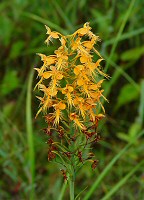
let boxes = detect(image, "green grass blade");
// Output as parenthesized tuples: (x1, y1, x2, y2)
(138, 80, 144, 127)
(0, 110, 25, 145)
(99, 58, 140, 109)
(75, 186, 88, 200)
(101, 160, 144, 200)
(58, 181, 68, 200)
(105, 0, 136, 72)
(22, 12, 68, 34)
(12, 79, 27, 119)
(104, 57, 140, 92)
(83, 130, 144, 200)
(104, 27, 144, 47)
(26, 68, 35, 200)
(52, 1, 73, 31)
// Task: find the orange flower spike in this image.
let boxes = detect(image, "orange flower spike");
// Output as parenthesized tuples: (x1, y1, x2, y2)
(62, 85, 74, 106)
(45, 25, 60, 45)
(35, 23, 109, 185)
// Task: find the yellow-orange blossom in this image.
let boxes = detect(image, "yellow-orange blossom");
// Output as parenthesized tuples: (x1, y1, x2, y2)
(35, 22, 108, 130)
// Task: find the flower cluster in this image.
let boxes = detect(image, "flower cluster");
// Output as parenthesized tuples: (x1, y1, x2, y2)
(35, 22, 108, 178)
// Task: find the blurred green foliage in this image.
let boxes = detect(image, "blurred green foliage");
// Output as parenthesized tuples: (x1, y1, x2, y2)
(0, 0, 144, 199)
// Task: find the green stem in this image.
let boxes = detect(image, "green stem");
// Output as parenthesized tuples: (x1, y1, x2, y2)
(26, 69, 35, 200)
(58, 181, 68, 200)
(69, 164, 75, 200)
(69, 174, 75, 200)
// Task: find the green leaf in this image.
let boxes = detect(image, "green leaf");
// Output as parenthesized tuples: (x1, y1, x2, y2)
(0, 149, 7, 158)
(117, 132, 129, 142)
(138, 80, 144, 127)
(9, 41, 25, 59)
(115, 83, 139, 111)
(117, 123, 141, 143)
(1, 70, 20, 96)
(0, 16, 13, 46)
(121, 46, 144, 61)
(101, 160, 144, 200)
(3, 168, 17, 182)
(128, 122, 141, 138)
(2, 102, 15, 118)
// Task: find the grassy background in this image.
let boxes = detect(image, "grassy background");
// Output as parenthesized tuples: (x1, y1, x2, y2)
(0, 0, 144, 199)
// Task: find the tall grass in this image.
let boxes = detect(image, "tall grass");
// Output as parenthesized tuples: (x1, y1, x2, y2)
(105, 0, 136, 72)
(84, 130, 144, 200)
(26, 69, 35, 199)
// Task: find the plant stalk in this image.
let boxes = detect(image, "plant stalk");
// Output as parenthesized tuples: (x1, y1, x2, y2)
(69, 174, 75, 200)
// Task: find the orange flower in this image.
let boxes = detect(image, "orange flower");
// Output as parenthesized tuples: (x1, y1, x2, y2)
(53, 102, 66, 125)
(73, 65, 84, 75)
(45, 26, 60, 44)
(73, 97, 86, 118)
(54, 38, 69, 70)
(82, 41, 94, 51)
(70, 113, 85, 129)
(37, 54, 56, 67)
(34, 54, 55, 83)
(42, 66, 63, 92)
(75, 22, 91, 36)
(62, 85, 74, 106)
(80, 54, 92, 64)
